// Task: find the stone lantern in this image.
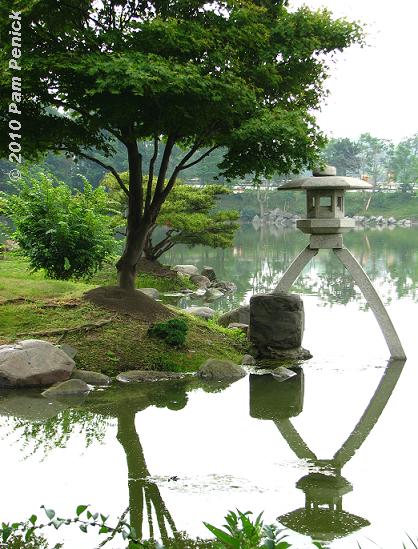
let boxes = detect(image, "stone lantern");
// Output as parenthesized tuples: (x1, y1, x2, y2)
(275, 166, 406, 359)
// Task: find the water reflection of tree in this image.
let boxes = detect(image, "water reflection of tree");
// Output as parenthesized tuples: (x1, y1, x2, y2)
(0, 380, 228, 545)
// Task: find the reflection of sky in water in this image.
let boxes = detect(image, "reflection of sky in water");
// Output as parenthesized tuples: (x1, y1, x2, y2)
(0, 226, 417, 548)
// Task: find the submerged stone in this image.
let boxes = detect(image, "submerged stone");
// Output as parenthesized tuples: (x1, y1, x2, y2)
(116, 370, 185, 383)
(272, 366, 298, 382)
(42, 379, 90, 397)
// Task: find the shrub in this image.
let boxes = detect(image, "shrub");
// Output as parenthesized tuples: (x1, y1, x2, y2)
(1, 171, 117, 280)
(148, 318, 188, 347)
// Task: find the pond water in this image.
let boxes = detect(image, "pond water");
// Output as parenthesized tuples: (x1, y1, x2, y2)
(1, 225, 418, 549)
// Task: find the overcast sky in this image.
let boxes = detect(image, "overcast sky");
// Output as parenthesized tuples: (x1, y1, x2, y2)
(290, 0, 418, 142)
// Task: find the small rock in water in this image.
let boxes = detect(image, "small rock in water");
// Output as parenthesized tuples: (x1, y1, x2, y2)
(205, 288, 224, 300)
(138, 288, 160, 300)
(193, 288, 207, 297)
(190, 274, 211, 288)
(197, 359, 246, 381)
(271, 367, 297, 382)
(241, 354, 256, 366)
(42, 379, 90, 397)
(184, 306, 215, 320)
(71, 369, 112, 386)
(201, 266, 217, 282)
(213, 281, 237, 292)
(228, 323, 249, 335)
(116, 370, 185, 383)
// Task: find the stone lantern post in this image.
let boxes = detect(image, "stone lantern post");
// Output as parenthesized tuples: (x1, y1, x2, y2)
(275, 166, 406, 360)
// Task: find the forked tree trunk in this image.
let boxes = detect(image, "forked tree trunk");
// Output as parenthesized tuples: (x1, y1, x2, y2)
(116, 140, 149, 292)
(116, 221, 149, 291)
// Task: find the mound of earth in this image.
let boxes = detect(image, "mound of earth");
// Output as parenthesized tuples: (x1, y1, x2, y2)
(84, 286, 173, 322)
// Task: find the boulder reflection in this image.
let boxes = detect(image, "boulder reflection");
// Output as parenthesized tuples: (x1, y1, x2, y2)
(250, 359, 405, 544)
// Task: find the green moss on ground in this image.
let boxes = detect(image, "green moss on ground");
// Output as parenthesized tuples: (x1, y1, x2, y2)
(0, 254, 246, 374)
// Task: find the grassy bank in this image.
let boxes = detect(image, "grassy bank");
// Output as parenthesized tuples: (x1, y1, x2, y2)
(0, 255, 246, 375)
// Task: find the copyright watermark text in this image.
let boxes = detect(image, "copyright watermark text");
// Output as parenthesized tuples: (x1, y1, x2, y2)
(8, 11, 22, 182)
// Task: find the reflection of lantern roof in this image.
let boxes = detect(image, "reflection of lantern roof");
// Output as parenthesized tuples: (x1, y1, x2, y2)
(278, 508, 370, 541)
(280, 471, 369, 540)
(278, 166, 372, 191)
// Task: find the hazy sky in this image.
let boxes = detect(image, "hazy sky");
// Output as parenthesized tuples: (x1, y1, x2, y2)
(290, 0, 418, 142)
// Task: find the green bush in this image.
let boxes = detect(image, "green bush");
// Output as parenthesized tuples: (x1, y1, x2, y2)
(1, 171, 117, 280)
(148, 318, 188, 347)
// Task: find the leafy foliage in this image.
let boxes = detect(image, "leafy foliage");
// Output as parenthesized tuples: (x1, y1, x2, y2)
(205, 510, 300, 549)
(102, 172, 240, 260)
(0, 506, 323, 549)
(148, 318, 189, 347)
(1, 171, 117, 280)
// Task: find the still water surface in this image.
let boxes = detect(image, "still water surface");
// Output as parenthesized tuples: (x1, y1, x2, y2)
(1, 226, 418, 548)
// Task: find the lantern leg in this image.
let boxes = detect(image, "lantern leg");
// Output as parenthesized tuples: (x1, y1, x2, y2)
(333, 247, 406, 360)
(273, 246, 318, 293)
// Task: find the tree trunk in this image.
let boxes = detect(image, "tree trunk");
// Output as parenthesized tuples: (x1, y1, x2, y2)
(116, 140, 148, 291)
(117, 222, 149, 291)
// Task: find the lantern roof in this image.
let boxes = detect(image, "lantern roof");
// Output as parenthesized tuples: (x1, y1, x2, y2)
(278, 166, 373, 191)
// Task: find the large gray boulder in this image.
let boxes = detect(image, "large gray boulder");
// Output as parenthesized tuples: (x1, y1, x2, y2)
(249, 293, 310, 360)
(218, 304, 250, 327)
(197, 359, 246, 381)
(0, 340, 75, 388)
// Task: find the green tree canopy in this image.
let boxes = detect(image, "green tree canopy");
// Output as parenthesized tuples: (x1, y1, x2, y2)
(0, 0, 363, 291)
(389, 134, 418, 193)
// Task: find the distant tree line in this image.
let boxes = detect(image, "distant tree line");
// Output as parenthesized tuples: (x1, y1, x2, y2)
(323, 133, 418, 194)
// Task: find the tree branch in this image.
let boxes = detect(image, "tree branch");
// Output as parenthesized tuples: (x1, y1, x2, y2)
(145, 136, 159, 211)
(152, 134, 176, 209)
(180, 145, 219, 171)
(78, 152, 129, 196)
